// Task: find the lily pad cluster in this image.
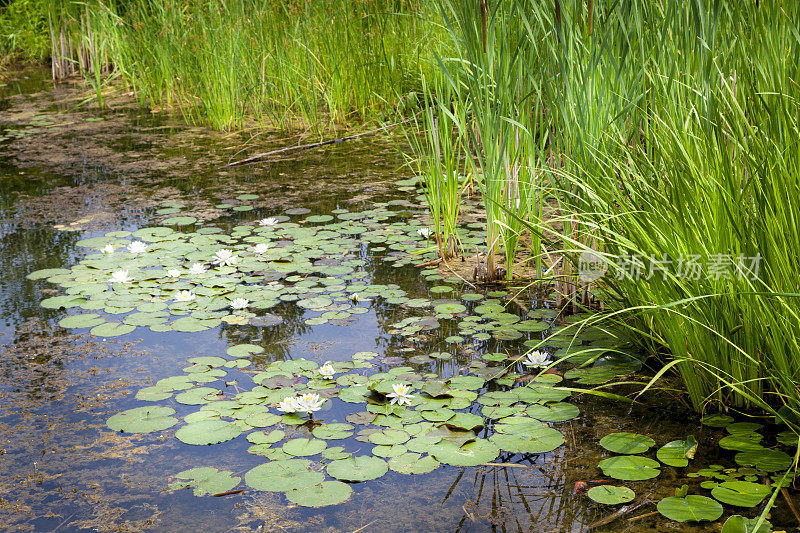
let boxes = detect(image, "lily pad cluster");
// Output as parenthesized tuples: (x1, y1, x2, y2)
(110, 348, 579, 507)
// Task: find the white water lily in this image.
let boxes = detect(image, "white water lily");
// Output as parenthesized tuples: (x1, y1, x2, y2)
(319, 362, 336, 379)
(109, 270, 133, 283)
(252, 243, 271, 255)
(189, 263, 207, 275)
(277, 397, 300, 413)
(101, 244, 114, 254)
(523, 350, 549, 368)
(166, 269, 181, 278)
(174, 290, 196, 302)
(295, 393, 325, 414)
(213, 249, 237, 267)
(386, 383, 414, 406)
(230, 297, 249, 310)
(259, 217, 279, 227)
(417, 228, 433, 238)
(127, 241, 148, 254)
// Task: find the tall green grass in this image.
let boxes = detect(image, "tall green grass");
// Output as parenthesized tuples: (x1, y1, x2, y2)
(58, 0, 441, 130)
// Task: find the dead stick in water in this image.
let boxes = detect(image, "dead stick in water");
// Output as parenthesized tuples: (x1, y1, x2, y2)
(782, 487, 800, 524)
(582, 497, 650, 531)
(627, 510, 659, 522)
(219, 117, 415, 169)
(213, 489, 244, 497)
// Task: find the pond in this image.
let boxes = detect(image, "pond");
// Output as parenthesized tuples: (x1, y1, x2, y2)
(0, 67, 794, 532)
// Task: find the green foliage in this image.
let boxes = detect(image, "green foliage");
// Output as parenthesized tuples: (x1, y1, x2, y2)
(0, 0, 50, 61)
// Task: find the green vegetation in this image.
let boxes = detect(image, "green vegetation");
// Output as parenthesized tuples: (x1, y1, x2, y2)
(0, 0, 50, 62)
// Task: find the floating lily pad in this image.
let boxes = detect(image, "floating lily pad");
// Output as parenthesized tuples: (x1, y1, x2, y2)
(489, 426, 564, 454)
(283, 438, 327, 456)
(587, 485, 635, 505)
(711, 481, 771, 507)
(657, 437, 698, 467)
(598, 456, 661, 481)
(286, 480, 353, 507)
(312, 423, 355, 440)
(721, 515, 772, 533)
(657, 495, 723, 522)
(327, 455, 388, 482)
(107, 406, 177, 433)
(58, 313, 106, 329)
(90, 321, 136, 337)
(599, 433, 655, 454)
(245, 459, 324, 492)
(431, 439, 499, 466)
(170, 467, 240, 496)
(735, 449, 793, 472)
(175, 420, 242, 445)
(388, 453, 440, 475)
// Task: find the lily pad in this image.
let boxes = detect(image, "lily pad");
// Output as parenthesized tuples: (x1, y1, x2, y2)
(599, 433, 655, 454)
(721, 515, 773, 533)
(282, 438, 328, 457)
(711, 481, 771, 507)
(312, 423, 355, 440)
(735, 449, 793, 472)
(286, 480, 353, 507)
(170, 467, 240, 496)
(657, 495, 723, 522)
(388, 453, 440, 475)
(657, 437, 698, 467)
(430, 439, 499, 466)
(327, 455, 388, 482)
(245, 459, 324, 492)
(489, 427, 564, 454)
(175, 420, 242, 445)
(587, 485, 636, 505)
(107, 406, 177, 433)
(598, 456, 661, 481)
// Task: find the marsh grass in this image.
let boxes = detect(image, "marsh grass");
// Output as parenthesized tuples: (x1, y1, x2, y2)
(57, 0, 441, 130)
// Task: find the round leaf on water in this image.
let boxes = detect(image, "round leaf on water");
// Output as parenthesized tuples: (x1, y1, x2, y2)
(735, 449, 793, 472)
(170, 467, 240, 497)
(327, 455, 388, 482)
(701, 414, 734, 427)
(719, 434, 765, 453)
(431, 438, 499, 466)
(722, 515, 773, 533)
(174, 387, 219, 405)
(286, 480, 353, 507)
(587, 485, 635, 505)
(245, 459, 324, 492)
(599, 433, 655, 454)
(598, 456, 661, 481)
(163, 216, 197, 226)
(226, 343, 264, 357)
(388, 453, 440, 475)
(445, 413, 484, 431)
(657, 438, 698, 467)
(657, 495, 723, 522)
(90, 321, 136, 337)
(135, 386, 172, 402)
(282, 438, 327, 457)
(711, 481, 771, 507)
(58, 313, 105, 329)
(527, 402, 580, 422)
(368, 429, 410, 446)
(248, 430, 285, 445)
(489, 426, 564, 454)
(312, 423, 355, 440)
(107, 406, 177, 433)
(175, 420, 242, 445)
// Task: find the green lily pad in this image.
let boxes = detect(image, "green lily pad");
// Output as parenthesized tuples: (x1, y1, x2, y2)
(174, 387, 219, 405)
(245, 459, 324, 492)
(368, 429, 410, 446)
(327, 455, 388, 482)
(657, 437, 698, 467)
(721, 515, 772, 533)
(587, 485, 636, 505)
(599, 433, 655, 454)
(430, 438, 499, 466)
(107, 406, 177, 433)
(657, 495, 723, 522)
(90, 321, 136, 337)
(58, 313, 106, 329)
(286, 480, 353, 507)
(598, 456, 661, 481)
(170, 467, 240, 496)
(489, 426, 564, 454)
(175, 420, 242, 445)
(735, 449, 793, 472)
(388, 453, 440, 475)
(312, 423, 355, 440)
(711, 481, 771, 507)
(282, 438, 327, 457)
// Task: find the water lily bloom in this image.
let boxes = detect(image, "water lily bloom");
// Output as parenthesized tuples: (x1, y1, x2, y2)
(127, 241, 148, 254)
(175, 290, 196, 302)
(101, 244, 114, 254)
(166, 269, 181, 278)
(252, 243, 271, 255)
(417, 228, 432, 238)
(277, 397, 300, 413)
(189, 263, 207, 275)
(230, 297, 249, 310)
(259, 217, 279, 227)
(319, 362, 335, 379)
(386, 383, 414, 406)
(109, 270, 133, 283)
(213, 249, 237, 267)
(295, 393, 325, 414)
(523, 350, 549, 368)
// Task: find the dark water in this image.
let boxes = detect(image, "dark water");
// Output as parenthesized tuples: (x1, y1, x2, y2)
(0, 67, 786, 533)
